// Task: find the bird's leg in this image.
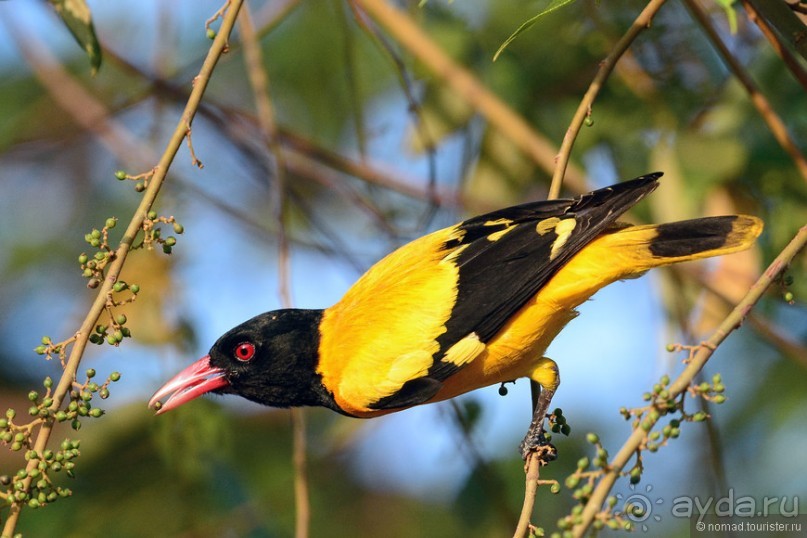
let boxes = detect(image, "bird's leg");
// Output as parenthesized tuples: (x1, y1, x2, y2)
(519, 357, 559, 460)
(519, 386, 556, 459)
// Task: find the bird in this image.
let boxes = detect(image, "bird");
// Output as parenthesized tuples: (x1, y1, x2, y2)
(149, 173, 763, 458)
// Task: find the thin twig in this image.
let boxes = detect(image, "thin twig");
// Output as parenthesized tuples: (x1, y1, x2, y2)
(741, 0, 807, 91)
(514, 3, 669, 534)
(572, 224, 807, 536)
(239, 6, 309, 537)
(684, 0, 807, 183)
(548, 0, 668, 199)
(354, 0, 587, 195)
(0, 1, 246, 534)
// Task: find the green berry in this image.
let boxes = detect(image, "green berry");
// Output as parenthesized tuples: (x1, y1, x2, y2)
(55, 411, 67, 422)
(96, 324, 107, 334)
(34, 346, 47, 355)
(173, 222, 184, 234)
(712, 373, 722, 384)
(0, 418, 6, 429)
(99, 388, 110, 399)
(71, 420, 81, 431)
(162, 244, 173, 255)
(82, 268, 93, 278)
(90, 229, 102, 239)
(693, 411, 708, 422)
(115, 314, 127, 325)
(28, 406, 38, 416)
(89, 408, 104, 418)
(28, 391, 38, 402)
(564, 475, 580, 489)
(586, 432, 599, 444)
(106, 334, 118, 345)
(88, 334, 102, 345)
(206, 28, 216, 39)
(105, 218, 117, 229)
(135, 183, 146, 192)
(78, 254, 88, 265)
(713, 394, 726, 404)
(560, 423, 571, 436)
(550, 482, 560, 494)
(713, 383, 725, 393)
(577, 457, 589, 470)
(110, 372, 121, 382)
(147, 210, 157, 220)
(6, 408, 16, 419)
(129, 284, 140, 294)
(86, 369, 96, 379)
(164, 236, 177, 247)
(112, 281, 127, 292)
(665, 343, 675, 352)
(113, 330, 124, 342)
(115, 170, 127, 180)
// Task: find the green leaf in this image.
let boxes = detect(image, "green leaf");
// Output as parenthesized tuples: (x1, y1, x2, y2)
(48, 0, 102, 75)
(493, 0, 577, 61)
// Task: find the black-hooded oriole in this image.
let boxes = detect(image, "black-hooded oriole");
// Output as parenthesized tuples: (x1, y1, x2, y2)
(149, 173, 763, 456)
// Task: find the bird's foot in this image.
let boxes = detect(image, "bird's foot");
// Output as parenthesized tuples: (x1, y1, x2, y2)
(519, 425, 557, 462)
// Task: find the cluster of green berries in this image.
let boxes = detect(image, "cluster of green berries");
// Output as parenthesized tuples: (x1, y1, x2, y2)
(114, 169, 152, 192)
(641, 373, 679, 412)
(0, 409, 28, 452)
(141, 210, 184, 255)
(32, 335, 72, 365)
(78, 218, 118, 289)
(0, 439, 79, 509)
(548, 407, 571, 437)
(89, 311, 135, 347)
(693, 373, 726, 405)
(553, 431, 639, 536)
(55, 369, 121, 431)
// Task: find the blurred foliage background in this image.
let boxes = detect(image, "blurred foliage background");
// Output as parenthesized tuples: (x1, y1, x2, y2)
(0, 0, 805, 536)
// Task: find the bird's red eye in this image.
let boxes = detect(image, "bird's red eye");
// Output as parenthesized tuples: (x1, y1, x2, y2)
(234, 342, 255, 362)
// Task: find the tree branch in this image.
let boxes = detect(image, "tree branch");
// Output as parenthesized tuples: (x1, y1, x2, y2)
(548, 0, 668, 199)
(0, 1, 245, 534)
(354, 0, 588, 194)
(685, 0, 807, 184)
(572, 224, 807, 536)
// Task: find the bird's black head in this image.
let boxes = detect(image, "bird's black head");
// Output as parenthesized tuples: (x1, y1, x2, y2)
(149, 309, 331, 413)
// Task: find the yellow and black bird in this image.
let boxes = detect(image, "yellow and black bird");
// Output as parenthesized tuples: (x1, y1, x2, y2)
(149, 173, 762, 457)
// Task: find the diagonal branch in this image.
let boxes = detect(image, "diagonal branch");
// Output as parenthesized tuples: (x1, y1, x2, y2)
(0, 1, 246, 535)
(548, 0, 668, 199)
(354, 0, 587, 195)
(685, 0, 807, 183)
(572, 224, 807, 536)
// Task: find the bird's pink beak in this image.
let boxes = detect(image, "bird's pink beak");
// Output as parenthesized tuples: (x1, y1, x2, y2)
(149, 356, 229, 414)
